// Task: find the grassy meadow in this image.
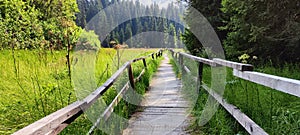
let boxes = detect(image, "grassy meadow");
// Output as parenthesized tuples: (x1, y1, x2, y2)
(169, 52, 300, 134)
(0, 48, 161, 134)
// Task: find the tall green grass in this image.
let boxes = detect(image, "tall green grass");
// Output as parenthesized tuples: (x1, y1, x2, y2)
(0, 50, 73, 135)
(0, 49, 161, 134)
(62, 51, 163, 134)
(169, 52, 300, 134)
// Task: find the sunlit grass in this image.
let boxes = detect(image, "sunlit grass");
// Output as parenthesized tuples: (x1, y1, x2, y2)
(0, 48, 161, 134)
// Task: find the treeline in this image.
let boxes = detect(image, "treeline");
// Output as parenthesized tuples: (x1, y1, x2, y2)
(183, 0, 300, 64)
(0, 0, 185, 50)
(76, 0, 185, 48)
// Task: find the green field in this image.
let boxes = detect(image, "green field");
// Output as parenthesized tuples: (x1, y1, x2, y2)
(0, 48, 161, 134)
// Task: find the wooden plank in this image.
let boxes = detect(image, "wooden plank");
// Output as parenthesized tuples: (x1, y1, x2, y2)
(179, 52, 217, 66)
(84, 86, 107, 109)
(213, 58, 253, 71)
(88, 82, 130, 134)
(179, 54, 184, 73)
(132, 57, 145, 63)
(183, 65, 191, 73)
(102, 82, 130, 120)
(88, 56, 150, 134)
(201, 84, 268, 135)
(84, 62, 130, 107)
(196, 62, 204, 94)
(128, 64, 135, 89)
(13, 101, 85, 135)
(47, 109, 83, 135)
(46, 123, 68, 135)
(233, 70, 300, 97)
(134, 69, 145, 83)
(142, 58, 147, 69)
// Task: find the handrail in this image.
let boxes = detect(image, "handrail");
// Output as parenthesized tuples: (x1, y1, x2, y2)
(233, 70, 300, 97)
(213, 58, 253, 71)
(13, 49, 164, 135)
(201, 84, 268, 135)
(168, 48, 300, 135)
(169, 49, 300, 97)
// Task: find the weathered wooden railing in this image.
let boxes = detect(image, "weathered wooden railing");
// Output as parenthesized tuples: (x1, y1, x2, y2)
(13, 49, 164, 135)
(169, 49, 300, 135)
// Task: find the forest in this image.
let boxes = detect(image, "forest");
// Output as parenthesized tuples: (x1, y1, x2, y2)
(2, 0, 298, 64)
(0, 0, 185, 50)
(76, 0, 185, 48)
(183, 0, 300, 64)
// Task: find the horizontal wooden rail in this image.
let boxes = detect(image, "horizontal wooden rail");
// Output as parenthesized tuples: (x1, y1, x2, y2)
(234, 70, 300, 98)
(201, 84, 268, 135)
(168, 48, 300, 135)
(169, 49, 254, 71)
(183, 65, 191, 73)
(13, 49, 164, 135)
(169, 49, 300, 97)
(179, 52, 217, 66)
(88, 82, 130, 134)
(84, 62, 130, 107)
(13, 101, 85, 135)
(213, 58, 253, 71)
(88, 64, 148, 134)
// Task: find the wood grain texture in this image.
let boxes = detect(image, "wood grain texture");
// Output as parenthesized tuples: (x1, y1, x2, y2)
(127, 64, 135, 89)
(233, 69, 300, 97)
(13, 101, 85, 135)
(183, 65, 191, 73)
(213, 58, 253, 71)
(88, 82, 130, 134)
(202, 84, 268, 135)
(179, 52, 217, 66)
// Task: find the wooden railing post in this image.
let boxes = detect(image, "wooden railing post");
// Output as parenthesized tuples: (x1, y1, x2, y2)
(127, 64, 135, 89)
(179, 54, 185, 74)
(142, 58, 147, 69)
(178, 53, 182, 66)
(197, 62, 204, 93)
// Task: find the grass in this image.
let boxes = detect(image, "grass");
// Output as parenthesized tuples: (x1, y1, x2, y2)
(168, 51, 300, 134)
(0, 50, 73, 135)
(0, 48, 161, 134)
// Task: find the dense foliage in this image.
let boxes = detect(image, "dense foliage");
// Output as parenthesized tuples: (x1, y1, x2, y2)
(181, 0, 227, 55)
(183, 0, 300, 64)
(76, 30, 101, 50)
(221, 0, 300, 63)
(0, 0, 81, 50)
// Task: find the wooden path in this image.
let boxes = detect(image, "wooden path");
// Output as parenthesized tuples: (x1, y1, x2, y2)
(123, 55, 190, 135)
(14, 49, 300, 135)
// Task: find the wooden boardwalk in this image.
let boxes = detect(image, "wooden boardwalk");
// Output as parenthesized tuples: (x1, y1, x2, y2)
(14, 49, 300, 135)
(123, 55, 190, 135)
